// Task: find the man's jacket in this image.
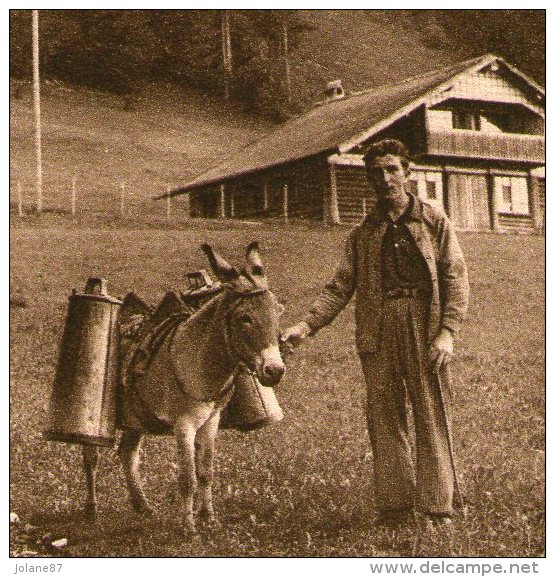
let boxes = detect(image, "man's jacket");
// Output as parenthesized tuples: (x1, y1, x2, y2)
(303, 194, 470, 353)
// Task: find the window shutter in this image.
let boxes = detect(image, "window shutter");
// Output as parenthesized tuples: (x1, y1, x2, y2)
(511, 177, 529, 214)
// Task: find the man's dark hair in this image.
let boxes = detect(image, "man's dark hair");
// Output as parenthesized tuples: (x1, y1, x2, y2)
(362, 139, 412, 170)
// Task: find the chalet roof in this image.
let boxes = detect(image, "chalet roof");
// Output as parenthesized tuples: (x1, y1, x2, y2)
(168, 54, 544, 196)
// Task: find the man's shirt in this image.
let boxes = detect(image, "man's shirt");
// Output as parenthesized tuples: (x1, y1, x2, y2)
(380, 197, 432, 294)
(302, 193, 470, 352)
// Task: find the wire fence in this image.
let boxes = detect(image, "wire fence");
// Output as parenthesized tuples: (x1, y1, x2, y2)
(9, 175, 191, 224)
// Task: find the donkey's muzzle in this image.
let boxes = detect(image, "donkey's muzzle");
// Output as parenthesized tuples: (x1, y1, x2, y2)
(257, 345, 285, 387)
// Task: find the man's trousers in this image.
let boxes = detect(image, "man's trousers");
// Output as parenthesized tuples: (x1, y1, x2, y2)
(359, 296, 455, 516)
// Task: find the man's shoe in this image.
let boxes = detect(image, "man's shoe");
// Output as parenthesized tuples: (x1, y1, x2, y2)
(375, 508, 415, 528)
(413, 514, 454, 556)
(420, 513, 453, 533)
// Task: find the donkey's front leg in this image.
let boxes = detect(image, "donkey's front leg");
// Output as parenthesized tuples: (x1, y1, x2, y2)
(118, 429, 153, 515)
(195, 411, 221, 525)
(83, 445, 99, 519)
(175, 416, 198, 535)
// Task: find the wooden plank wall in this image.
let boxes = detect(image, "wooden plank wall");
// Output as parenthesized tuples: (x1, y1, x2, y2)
(449, 69, 542, 113)
(288, 160, 326, 219)
(498, 213, 534, 230)
(189, 187, 219, 217)
(335, 164, 374, 223)
(195, 158, 327, 221)
(537, 178, 545, 232)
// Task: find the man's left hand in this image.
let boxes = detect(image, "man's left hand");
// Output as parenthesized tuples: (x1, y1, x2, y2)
(429, 329, 454, 372)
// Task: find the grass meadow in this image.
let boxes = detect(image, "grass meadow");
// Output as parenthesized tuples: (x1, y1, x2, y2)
(9, 216, 544, 557)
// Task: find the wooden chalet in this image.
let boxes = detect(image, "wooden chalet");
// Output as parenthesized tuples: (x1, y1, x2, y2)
(171, 55, 545, 232)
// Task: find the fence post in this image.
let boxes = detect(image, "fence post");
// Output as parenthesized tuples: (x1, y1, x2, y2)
(263, 181, 269, 211)
(71, 176, 76, 217)
(362, 197, 367, 217)
(283, 184, 289, 223)
(327, 162, 341, 224)
(17, 181, 23, 217)
(230, 190, 235, 218)
(120, 181, 126, 217)
(166, 186, 171, 221)
(219, 184, 226, 218)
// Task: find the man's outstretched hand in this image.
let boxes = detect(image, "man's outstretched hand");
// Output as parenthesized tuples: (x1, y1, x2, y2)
(429, 328, 454, 373)
(280, 321, 312, 349)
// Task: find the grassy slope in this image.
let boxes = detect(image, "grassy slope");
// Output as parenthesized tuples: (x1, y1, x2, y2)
(290, 10, 461, 106)
(10, 10, 464, 220)
(10, 81, 273, 219)
(10, 221, 544, 557)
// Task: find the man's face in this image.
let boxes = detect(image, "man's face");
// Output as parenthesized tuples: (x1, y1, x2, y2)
(366, 154, 410, 204)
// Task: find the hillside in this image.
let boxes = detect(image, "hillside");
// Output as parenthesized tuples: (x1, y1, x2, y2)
(10, 81, 273, 219)
(9, 10, 543, 220)
(289, 10, 461, 106)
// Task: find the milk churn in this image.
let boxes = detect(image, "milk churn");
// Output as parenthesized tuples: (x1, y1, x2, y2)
(44, 278, 122, 447)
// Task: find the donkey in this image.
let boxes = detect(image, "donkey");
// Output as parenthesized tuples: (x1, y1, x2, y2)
(82, 242, 285, 533)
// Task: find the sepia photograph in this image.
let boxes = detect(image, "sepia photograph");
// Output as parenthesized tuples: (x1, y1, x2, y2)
(9, 6, 546, 567)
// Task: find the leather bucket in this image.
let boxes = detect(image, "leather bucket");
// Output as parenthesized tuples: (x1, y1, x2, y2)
(220, 370, 284, 431)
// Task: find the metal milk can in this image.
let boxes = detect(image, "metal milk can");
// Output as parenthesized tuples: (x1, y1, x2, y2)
(44, 278, 122, 447)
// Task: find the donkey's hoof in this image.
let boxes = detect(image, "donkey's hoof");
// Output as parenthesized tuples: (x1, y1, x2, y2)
(83, 502, 97, 521)
(181, 521, 198, 538)
(199, 510, 220, 528)
(131, 498, 154, 517)
(205, 516, 220, 530)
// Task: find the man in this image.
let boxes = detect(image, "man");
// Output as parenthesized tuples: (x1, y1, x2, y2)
(281, 139, 469, 527)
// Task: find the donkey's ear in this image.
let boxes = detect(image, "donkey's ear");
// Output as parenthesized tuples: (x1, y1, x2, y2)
(201, 244, 239, 282)
(246, 241, 265, 277)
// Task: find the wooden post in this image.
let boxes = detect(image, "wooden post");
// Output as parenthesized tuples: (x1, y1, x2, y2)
(328, 162, 341, 224)
(166, 186, 171, 221)
(230, 189, 235, 218)
(221, 10, 233, 100)
(442, 168, 450, 217)
(219, 184, 226, 218)
(120, 182, 126, 217)
(32, 10, 43, 214)
(71, 177, 76, 217)
(263, 181, 269, 211)
(282, 18, 291, 104)
(283, 184, 289, 223)
(488, 171, 500, 232)
(528, 171, 542, 232)
(17, 181, 23, 217)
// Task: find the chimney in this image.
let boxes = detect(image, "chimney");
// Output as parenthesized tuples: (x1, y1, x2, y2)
(323, 80, 345, 102)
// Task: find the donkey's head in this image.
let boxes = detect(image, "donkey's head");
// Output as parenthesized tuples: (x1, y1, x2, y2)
(201, 242, 285, 387)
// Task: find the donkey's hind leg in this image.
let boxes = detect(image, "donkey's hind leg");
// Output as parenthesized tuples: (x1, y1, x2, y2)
(118, 429, 153, 515)
(194, 411, 221, 525)
(83, 445, 99, 519)
(175, 416, 198, 535)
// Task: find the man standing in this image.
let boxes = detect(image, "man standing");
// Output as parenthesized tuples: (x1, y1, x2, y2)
(282, 139, 469, 527)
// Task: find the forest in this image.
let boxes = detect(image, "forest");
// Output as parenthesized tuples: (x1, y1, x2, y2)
(10, 9, 545, 119)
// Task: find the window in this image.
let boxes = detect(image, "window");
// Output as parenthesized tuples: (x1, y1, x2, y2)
(452, 110, 481, 131)
(495, 176, 529, 215)
(408, 170, 444, 208)
(502, 185, 512, 205)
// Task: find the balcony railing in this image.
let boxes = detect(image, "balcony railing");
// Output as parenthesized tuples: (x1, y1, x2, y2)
(425, 129, 545, 164)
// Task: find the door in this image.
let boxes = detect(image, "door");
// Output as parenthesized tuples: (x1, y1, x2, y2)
(447, 173, 490, 230)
